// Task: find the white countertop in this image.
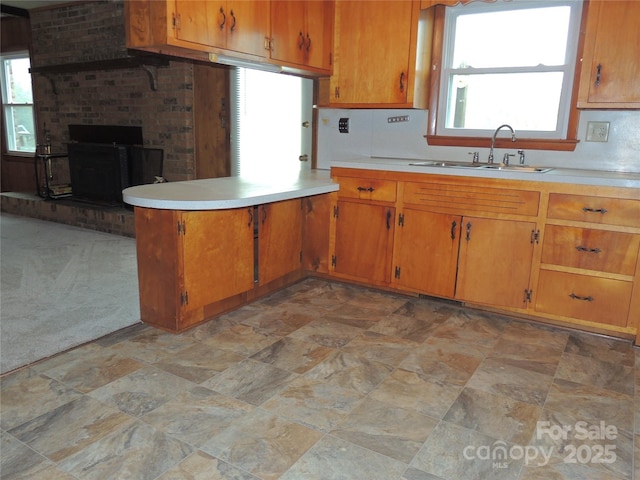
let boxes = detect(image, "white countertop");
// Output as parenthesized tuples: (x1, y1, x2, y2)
(123, 169, 338, 210)
(333, 157, 640, 189)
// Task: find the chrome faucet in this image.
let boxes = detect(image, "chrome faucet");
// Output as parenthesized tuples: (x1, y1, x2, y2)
(488, 124, 516, 164)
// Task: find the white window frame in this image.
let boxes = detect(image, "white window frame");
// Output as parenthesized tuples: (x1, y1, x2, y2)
(436, 0, 583, 140)
(1, 51, 36, 155)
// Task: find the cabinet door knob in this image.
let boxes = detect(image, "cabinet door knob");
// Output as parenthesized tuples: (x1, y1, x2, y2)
(595, 63, 602, 87)
(399, 72, 405, 92)
(450, 220, 457, 240)
(298, 31, 305, 50)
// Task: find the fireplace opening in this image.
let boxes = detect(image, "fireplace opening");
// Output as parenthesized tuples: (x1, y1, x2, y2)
(66, 125, 162, 205)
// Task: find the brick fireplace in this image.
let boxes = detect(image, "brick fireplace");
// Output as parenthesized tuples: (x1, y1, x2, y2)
(1, 0, 214, 235)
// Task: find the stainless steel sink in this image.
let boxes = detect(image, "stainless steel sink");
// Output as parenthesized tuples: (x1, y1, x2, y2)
(409, 161, 487, 169)
(408, 160, 553, 173)
(481, 164, 554, 173)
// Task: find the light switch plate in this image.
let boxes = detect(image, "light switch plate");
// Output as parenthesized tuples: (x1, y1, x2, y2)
(586, 121, 610, 142)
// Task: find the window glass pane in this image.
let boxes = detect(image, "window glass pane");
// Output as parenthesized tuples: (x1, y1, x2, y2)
(452, 6, 571, 68)
(4, 105, 36, 152)
(3, 57, 33, 103)
(445, 72, 564, 131)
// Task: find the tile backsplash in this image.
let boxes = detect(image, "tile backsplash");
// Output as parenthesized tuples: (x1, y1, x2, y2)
(317, 108, 640, 174)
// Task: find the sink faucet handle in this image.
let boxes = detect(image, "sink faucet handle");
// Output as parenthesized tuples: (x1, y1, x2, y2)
(468, 151, 480, 164)
(517, 149, 525, 165)
(503, 153, 515, 165)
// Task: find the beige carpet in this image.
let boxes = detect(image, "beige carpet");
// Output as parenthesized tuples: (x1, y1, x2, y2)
(1, 213, 140, 374)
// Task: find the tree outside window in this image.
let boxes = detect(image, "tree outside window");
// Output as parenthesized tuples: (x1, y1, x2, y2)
(1, 53, 36, 154)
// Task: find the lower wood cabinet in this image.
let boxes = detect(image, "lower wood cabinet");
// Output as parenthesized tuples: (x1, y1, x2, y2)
(392, 209, 460, 298)
(328, 167, 640, 343)
(456, 217, 536, 310)
(258, 199, 303, 286)
(535, 269, 633, 328)
(333, 200, 395, 285)
(134, 198, 303, 332)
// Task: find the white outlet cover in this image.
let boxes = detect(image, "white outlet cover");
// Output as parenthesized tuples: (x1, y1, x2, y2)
(586, 121, 610, 142)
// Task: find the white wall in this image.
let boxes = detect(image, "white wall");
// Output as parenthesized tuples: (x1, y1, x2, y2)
(316, 108, 640, 174)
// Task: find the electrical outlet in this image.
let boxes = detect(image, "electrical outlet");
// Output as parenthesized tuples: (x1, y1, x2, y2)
(586, 121, 610, 142)
(388, 115, 410, 123)
(338, 118, 349, 133)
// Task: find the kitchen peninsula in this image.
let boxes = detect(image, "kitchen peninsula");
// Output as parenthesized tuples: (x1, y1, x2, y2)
(123, 170, 338, 332)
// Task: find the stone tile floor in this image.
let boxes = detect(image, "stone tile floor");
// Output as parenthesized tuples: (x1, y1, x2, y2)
(1, 279, 638, 480)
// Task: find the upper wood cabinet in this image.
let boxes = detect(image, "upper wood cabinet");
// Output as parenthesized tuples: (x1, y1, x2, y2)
(212, 1, 270, 57)
(270, 1, 334, 72)
(126, 0, 269, 60)
(577, 0, 640, 108)
(325, 0, 430, 107)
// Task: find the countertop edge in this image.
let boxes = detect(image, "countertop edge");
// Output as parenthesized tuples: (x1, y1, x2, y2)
(331, 159, 640, 189)
(123, 173, 339, 210)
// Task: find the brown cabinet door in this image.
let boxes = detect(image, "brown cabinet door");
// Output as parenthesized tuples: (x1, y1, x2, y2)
(331, 0, 415, 104)
(456, 217, 536, 309)
(304, 0, 334, 70)
(181, 209, 254, 312)
(270, 1, 307, 65)
(334, 200, 395, 284)
(174, 0, 218, 46)
(579, 0, 640, 106)
(226, 0, 270, 57)
(270, 1, 333, 70)
(393, 209, 461, 298)
(258, 199, 303, 286)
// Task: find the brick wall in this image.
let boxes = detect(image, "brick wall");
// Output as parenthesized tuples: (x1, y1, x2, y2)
(30, 0, 196, 182)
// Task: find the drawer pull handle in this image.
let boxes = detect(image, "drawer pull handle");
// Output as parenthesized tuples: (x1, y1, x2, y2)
(569, 293, 594, 302)
(357, 186, 375, 192)
(582, 207, 608, 214)
(576, 246, 601, 254)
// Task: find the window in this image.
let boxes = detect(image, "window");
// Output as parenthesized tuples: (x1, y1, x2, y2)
(1, 53, 36, 154)
(435, 0, 582, 141)
(230, 68, 313, 181)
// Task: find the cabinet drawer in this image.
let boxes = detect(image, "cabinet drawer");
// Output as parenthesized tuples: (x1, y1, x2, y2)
(336, 176, 397, 202)
(541, 225, 640, 276)
(403, 181, 539, 216)
(547, 193, 640, 228)
(535, 270, 632, 327)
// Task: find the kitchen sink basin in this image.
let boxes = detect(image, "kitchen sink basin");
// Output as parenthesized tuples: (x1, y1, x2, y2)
(409, 160, 552, 173)
(409, 161, 487, 169)
(482, 164, 554, 173)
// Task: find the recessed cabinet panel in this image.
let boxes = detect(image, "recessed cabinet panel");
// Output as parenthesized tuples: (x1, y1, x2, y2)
(334, 200, 395, 284)
(182, 209, 255, 311)
(456, 217, 536, 309)
(536, 269, 632, 327)
(541, 224, 640, 276)
(578, 0, 640, 107)
(258, 199, 303, 286)
(393, 209, 461, 298)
